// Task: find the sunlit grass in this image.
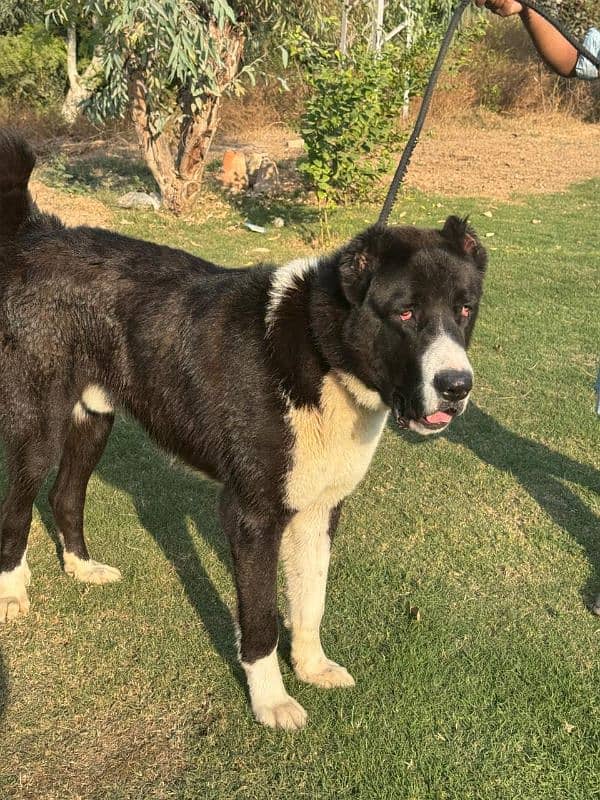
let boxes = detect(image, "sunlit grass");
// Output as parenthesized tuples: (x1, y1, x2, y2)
(0, 178, 598, 800)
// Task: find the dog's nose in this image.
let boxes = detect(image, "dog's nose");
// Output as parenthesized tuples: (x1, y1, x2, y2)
(433, 370, 472, 402)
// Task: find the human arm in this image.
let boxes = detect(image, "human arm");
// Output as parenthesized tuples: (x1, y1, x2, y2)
(473, 0, 579, 75)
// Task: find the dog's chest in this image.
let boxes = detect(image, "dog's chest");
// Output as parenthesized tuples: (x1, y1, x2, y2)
(284, 374, 388, 511)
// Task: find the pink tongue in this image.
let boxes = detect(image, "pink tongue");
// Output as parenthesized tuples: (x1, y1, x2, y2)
(424, 410, 453, 425)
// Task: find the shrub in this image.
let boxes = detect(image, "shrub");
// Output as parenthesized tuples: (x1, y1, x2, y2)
(0, 24, 66, 109)
(297, 40, 409, 205)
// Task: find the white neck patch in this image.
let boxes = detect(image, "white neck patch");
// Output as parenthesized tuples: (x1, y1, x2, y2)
(265, 257, 317, 332)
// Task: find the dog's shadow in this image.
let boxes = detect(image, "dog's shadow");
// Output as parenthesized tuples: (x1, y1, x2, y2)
(437, 403, 600, 606)
(35, 417, 259, 689)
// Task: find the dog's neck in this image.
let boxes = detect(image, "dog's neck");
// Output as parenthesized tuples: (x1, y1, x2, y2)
(266, 256, 384, 412)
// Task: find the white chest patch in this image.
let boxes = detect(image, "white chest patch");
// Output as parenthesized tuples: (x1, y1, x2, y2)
(284, 373, 388, 512)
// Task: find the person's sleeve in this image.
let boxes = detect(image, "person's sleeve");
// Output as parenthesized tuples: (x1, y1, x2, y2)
(575, 27, 600, 80)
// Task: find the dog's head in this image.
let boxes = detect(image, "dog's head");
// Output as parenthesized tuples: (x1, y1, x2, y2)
(334, 216, 487, 434)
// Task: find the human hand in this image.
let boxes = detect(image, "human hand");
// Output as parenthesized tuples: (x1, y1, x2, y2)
(473, 0, 524, 16)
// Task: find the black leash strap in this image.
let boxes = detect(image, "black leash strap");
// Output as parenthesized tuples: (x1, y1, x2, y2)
(378, 0, 600, 226)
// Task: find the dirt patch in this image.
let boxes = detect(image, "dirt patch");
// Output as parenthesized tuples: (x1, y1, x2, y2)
(29, 179, 114, 228)
(213, 108, 600, 201)
(402, 111, 600, 199)
(28, 109, 600, 226)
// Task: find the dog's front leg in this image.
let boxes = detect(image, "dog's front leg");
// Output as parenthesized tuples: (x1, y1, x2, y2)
(221, 490, 307, 730)
(281, 502, 355, 689)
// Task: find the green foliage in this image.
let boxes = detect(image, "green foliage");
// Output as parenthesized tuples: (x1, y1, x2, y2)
(295, 37, 408, 205)
(44, 0, 240, 127)
(291, 1, 471, 206)
(0, 24, 66, 107)
(0, 0, 43, 34)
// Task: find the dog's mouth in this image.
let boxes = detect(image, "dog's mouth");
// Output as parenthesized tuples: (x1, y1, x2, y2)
(394, 407, 458, 430)
(392, 394, 464, 433)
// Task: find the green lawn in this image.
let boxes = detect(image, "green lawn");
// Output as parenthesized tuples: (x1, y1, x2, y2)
(1, 175, 599, 800)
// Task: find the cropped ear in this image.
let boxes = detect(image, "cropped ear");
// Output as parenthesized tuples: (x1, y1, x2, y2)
(441, 215, 487, 273)
(338, 225, 388, 305)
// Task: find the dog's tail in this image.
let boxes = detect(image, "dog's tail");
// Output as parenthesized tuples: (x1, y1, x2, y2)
(0, 129, 36, 239)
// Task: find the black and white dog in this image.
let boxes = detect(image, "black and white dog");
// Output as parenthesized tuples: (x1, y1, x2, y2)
(0, 131, 486, 729)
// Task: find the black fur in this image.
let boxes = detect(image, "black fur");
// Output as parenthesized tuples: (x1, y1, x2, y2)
(0, 131, 486, 724)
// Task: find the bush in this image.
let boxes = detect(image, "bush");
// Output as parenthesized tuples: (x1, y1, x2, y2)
(297, 41, 409, 205)
(0, 24, 66, 108)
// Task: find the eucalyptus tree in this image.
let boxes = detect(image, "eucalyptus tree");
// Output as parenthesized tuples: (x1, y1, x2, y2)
(46, 0, 334, 213)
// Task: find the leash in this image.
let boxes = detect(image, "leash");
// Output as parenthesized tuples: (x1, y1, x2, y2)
(378, 0, 600, 225)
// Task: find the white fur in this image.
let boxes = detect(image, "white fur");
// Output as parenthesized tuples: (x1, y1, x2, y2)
(73, 384, 114, 422)
(285, 372, 388, 511)
(82, 384, 114, 413)
(0, 553, 31, 622)
(62, 549, 122, 584)
(72, 401, 88, 424)
(265, 257, 317, 331)
(242, 647, 308, 730)
(337, 370, 385, 411)
(419, 331, 472, 424)
(281, 505, 355, 688)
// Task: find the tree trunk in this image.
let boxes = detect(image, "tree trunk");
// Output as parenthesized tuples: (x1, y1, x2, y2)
(372, 0, 385, 53)
(402, 9, 414, 120)
(129, 21, 245, 215)
(62, 25, 103, 125)
(340, 0, 350, 55)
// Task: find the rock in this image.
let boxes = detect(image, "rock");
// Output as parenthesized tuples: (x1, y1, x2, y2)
(218, 150, 248, 192)
(246, 152, 265, 181)
(251, 157, 280, 195)
(117, 191, 161, 211)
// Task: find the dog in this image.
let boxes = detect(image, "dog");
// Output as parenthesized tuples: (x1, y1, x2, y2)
(0, 130, 486, 729)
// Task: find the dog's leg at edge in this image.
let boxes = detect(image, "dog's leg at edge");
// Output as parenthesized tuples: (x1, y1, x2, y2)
(50, 412, 121, 585)
(0, 439, 54, 622)
(281, 502, 355, 689)
(221, 490, 308, 730)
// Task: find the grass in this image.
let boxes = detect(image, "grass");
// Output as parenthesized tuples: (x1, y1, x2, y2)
(0, 173, 599, 800)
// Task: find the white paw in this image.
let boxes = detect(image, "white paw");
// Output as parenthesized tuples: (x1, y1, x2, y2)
(0, 557, 31, 622)
(63, 552, 122, 585)
(0, 591, 30, 623)
(295, 658, 355, 689)
(253, 695, 308, 730)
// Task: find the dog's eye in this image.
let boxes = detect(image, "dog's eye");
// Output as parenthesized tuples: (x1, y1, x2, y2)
(460, 305, 471, 319)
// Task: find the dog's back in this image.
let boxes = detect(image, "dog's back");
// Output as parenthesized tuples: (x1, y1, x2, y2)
(0, 133, 290, 489)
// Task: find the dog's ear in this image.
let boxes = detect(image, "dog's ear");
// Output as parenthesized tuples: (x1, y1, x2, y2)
(441, 216, 487, 273)
(339, 225, 389, 305)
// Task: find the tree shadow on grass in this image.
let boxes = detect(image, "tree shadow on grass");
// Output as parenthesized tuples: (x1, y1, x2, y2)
(41, 154, 157, 196)
(223, 191, 320, 245)
(34, 417, 250, 691)
(442, 404, 600, 607)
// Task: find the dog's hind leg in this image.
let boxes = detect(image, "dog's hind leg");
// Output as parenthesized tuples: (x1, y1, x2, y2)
(0, 440, 55, 622)
(220, 490, 307, 730)
(49, 412, 121, 585)
(281, 502, 355, 689)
